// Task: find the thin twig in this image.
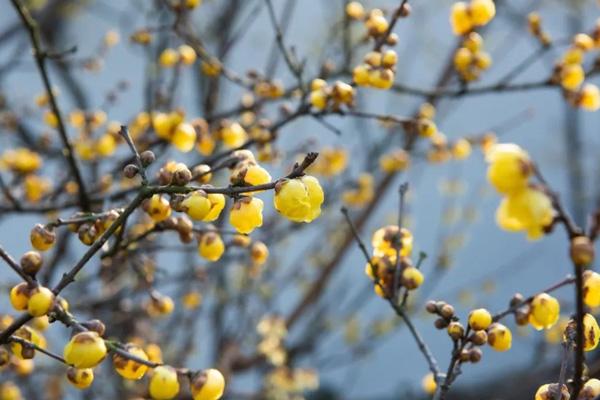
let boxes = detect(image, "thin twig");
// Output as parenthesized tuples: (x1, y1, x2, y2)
(10, 0, 90, 211)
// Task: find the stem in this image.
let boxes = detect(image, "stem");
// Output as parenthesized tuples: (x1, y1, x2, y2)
(10, 0, 90, 210)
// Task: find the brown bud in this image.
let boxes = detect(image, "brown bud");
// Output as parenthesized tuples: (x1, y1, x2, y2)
(468, 347, 482, 363)
(123, 164, 139, 179)
(81, 319, 106, 336)
(192, 164, 212, 184)
(162, 217, 178, 230)
(157, 168, 173, 185)
(515, 309, 530, 326)
(0, 348, 9, 366)
(172, 166, 192, 186)
(470, 330, 488, 346)
(459, 349, 470, 362)
(140, 150, 155, 166)
(20, 251, 43, 275)
(510, 293, 525, 307)
(399, 3, 411, 17)
(570, 236, 594, 266)
(20, 346, 35, 360)
(177, 216, 193, 235)
(440, 304, 455, 319)
(170, 195, 186, 213)
(447, 321, 464, 340)
(386, 33, 399, 46)
(425, 300, 438, 314)
(179, 231, 194, 244)
(434, 318, 449, 329)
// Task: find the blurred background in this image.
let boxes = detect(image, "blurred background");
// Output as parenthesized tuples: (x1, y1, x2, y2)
(1, 0, 600, 399)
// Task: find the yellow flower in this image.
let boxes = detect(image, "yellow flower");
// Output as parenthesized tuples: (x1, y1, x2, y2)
(346, 1, 365, 19)
(371, 225, 413, 258)
(274, 178, 310, 222)
(529, 293, 560, 330)
(583, 271, 600, 307)
(146, 194, 172, 222)
(172, 122, 196, 152)
(486, 143, 532, 195)
(220, 122, 247, 148)
(250, 241, 269, 265)
(159, 48, 179, 67)
(469, 0, 496, 26)
(30, 224, 56, 251)
(487, 323, 512, 351)
(190, 369, 225, 400)
(579, 84, 600, 111)
(560, 63, 584, 91)
(583, 313, 600, 351)
(182, 191, 211, 221)
(452, 139, 472, 160)
(63, 331, 107, 369)
(95, 134, 117, 157)
(66, 367, 94, 389)
(203, 193, 226, 222)
(421, 373, 437, 394)
(27, 286, 54, 317)
(179, 45, 197, 65)
(112, 344, 149, 380)
(149, 366, 180, 400)
(352, 64, 370, 86)
(468, 308, 492, 331)
(239, 164, 272, 188)
(535, 383, 569, 400)
(230, 197, 263, 234)
(198, 232, 225, 262)
(2, 148, 42, 173)
(402, 267, 424, 290)
(10, 283, 30, 311)
(147, 294, 175, 317)
(495, 186, 554, 240)
(379, 149, 410, 172)
(580, 378, 600, 399)
(301, 176, 324, 222)
(182, 291, 203, 310)
(310, 89, 328, 110)
(0, 382, 22, 400)
(450, 2, 472, 35)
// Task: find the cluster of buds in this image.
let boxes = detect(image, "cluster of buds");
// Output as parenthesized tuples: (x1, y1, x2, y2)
(453, 32, 491, 82)
(80, 211, 120, 246)
(152, 111, 200, 152)
(158, 44, 198, 68)
(309, 79, 355, 110)
(256, 315, 288, 366)
(352, 49, 398, 90)
(342, 173, 374, 207)
(527, 12, 551, 46)
(429, 303, 513, 365)
(229, 149, 272, 188)
(508, 292, 561, 331)
(450, 0, 496, 36)
(123, 149, 155, 180)
(155, 160, 192, 186)
(379, 148, 410, 173)
(216, 120, 248, 149)
(252, 76, 285, 99)
(365, 225, 424, 297)
(346, 3, 409, 38)
(486, 143, 555, 240)
(551, 33, 600, 111)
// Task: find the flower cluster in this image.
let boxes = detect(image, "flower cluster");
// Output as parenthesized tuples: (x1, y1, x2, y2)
(486, 143, 555, 240)
(450, 0, 496, 36)
(453, 32, 491, 81)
